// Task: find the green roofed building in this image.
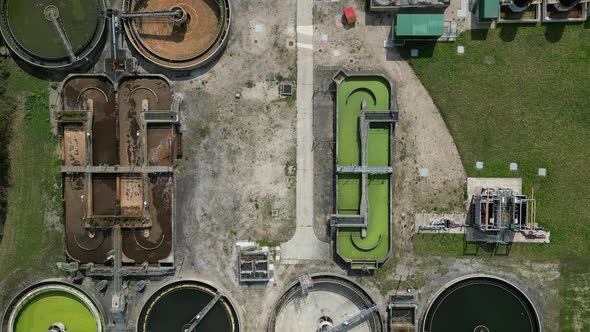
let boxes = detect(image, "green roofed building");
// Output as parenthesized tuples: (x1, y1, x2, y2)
(394, 14, 444, 38)
(479, 0, 499, 21)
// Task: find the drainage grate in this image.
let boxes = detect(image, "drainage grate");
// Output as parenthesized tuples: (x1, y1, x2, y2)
(280, 83, 293, 96)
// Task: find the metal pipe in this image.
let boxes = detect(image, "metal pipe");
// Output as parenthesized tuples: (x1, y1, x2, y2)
(111, 15, 118, 62)
(485, 188, 490, 230)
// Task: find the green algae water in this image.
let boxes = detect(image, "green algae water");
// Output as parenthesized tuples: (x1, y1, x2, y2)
(13, 290, 98, 332)
(7, 0, 99, 59)
(336, 76, 391, 261)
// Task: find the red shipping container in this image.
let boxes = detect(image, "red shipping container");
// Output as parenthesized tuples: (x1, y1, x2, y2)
(344, 6, 356, 25)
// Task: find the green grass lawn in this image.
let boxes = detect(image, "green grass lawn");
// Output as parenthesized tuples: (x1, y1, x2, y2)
(14, 291, 97, 332)
(407, 24, 590, 330)
(0, 61, 63, 306)
(336, 76, 391, 261)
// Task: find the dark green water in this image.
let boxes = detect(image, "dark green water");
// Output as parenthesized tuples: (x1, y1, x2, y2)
(425, 278, 539, 332)
(139, 285, 236, 332)
(7, 0, 99, 59)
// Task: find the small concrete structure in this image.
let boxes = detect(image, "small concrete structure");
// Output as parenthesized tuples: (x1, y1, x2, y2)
(280, 83, 294, 96)
(543, 0, 589, 22)
(239, 250, 271, 283)
(388, 295, 417, 332)
(497, 0, 542, 23)
(419, 168, 429, 177)
(510, 162, 518, 171)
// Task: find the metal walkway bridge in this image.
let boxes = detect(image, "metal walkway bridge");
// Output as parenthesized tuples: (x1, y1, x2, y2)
(61, 165, 173, 173)
(332, 106, 399, 234)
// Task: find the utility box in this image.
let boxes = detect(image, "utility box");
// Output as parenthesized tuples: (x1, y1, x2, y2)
(395, 14, 444, 38)
(344, 6, 357, 24)
(479, 0, 500, 21)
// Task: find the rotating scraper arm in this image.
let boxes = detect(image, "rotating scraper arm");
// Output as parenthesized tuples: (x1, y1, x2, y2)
(323, 305, 379, 332)
(182, 291, 224, 332)
(44, 6, 77, 63)
(121, 9, 183, 19)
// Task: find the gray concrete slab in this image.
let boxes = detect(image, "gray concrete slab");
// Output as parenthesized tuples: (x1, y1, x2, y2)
(282, 0, 329, 262)
(467, 177, 522, 201)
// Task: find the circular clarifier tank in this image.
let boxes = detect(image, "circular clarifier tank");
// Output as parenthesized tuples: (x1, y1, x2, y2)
(123, 0, 231, 70)
(557, 0, 579, 8)
(268, 274, 383, 332)
(423, 276, 541, 332)
(0, 0, 106, 69)
(509, 0, 533, 11)
(2, 281, 105, 332)
(137, 280, 240, 332)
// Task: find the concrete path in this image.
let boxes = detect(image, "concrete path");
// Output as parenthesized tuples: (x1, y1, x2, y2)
(281, 0, 329, 263)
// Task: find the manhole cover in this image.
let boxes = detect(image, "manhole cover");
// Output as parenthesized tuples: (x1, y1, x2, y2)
(484, 55, 495, 64)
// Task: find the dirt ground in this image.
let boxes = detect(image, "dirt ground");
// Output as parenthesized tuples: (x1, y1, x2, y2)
(166, 0, 300, 329)
(174, 0, 298, 250)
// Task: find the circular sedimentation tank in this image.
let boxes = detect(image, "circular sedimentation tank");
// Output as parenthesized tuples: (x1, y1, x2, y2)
(0, 0, 106, 69)
(268, 274, 383, 332)
(510, 0, 533, 11)
(423, 276, 541, 332)
(137, 280, 240, 332)
(557, 0, 579, 9)
(123, 0, 231, 70)
(1, 281, 105, 332)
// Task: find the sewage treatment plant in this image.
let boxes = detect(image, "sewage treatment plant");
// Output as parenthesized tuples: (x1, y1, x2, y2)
(268, 274, 383, 332)
(59, 75, 177, 271)
(1, 281, 105, 332)
(330, 71, 398, 270)
(0, 0, 106, 69)
(123, 0, 231, 69)
(137, 280, 239, 332)
(423, 276, 541, 332)
(0, 0, 561, 330)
